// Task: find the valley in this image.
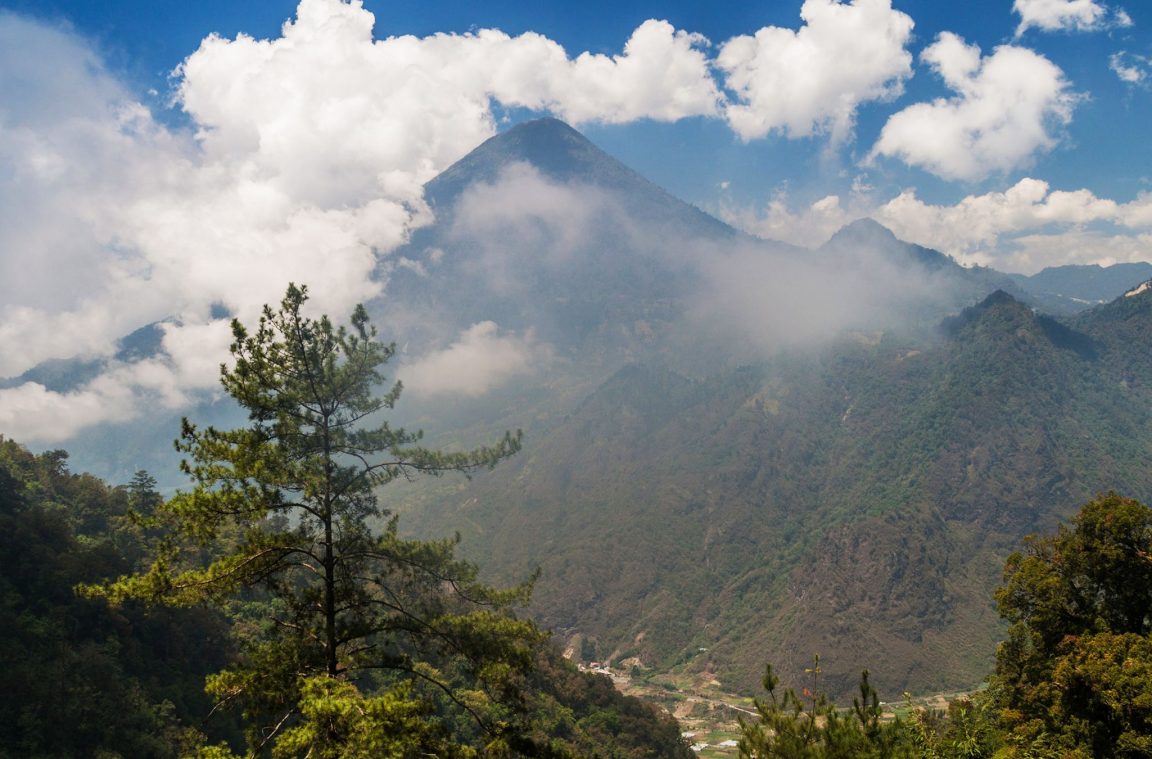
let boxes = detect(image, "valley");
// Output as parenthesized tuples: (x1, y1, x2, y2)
(12, 118, 1152, 703)
(6, 1, 1152, 753)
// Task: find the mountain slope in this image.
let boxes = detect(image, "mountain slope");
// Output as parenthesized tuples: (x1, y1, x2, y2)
(819, 218, 1029, 316)
(425, 117, 741, 242)
(12, 118, 1152, 707)
(401, 288, 1152, 698)
(379, 118, 777, 367)
(380, 120, 1045, 406)
(9, 119, 1041, 485)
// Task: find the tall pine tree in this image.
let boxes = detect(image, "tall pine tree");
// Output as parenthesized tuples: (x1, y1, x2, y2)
(95, 284, 541, 755)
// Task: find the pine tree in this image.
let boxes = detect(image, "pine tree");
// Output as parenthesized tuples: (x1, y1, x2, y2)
(737, 658, 914, 758)
(93, 284, 539, 755)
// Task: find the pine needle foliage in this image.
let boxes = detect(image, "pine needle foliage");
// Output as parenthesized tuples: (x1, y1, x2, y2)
(738, 658, 914, 758)
(90, 284, 540, 754)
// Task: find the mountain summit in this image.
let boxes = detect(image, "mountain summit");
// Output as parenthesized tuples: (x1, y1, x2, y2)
(823, 217, 960, 273)
(11, 116, 1152, 705)
(424, 118, 740, 240)
(428, 118, 646, 204)
(386, 118, 761, 359)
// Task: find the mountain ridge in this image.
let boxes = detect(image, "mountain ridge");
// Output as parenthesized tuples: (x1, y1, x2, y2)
(8, 118, 1152, 704)
(399, 286, 1152, 698)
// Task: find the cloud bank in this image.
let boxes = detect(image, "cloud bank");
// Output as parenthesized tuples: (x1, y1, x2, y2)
(716, 0, 914, 141)
(0, 0, 1142, 444)
(870, 33, 1077, 181)
(0, 1, 722, 442)
(876, 179, 1152, 271)
(1013, 0, 1132, 36)
(724, 178, 1152, 273)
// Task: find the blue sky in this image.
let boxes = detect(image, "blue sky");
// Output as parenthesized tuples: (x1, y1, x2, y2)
(1, 0, 1151, 441)
(4, 0, 1150, 260)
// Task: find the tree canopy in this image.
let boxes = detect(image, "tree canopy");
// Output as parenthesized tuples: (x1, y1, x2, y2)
(92, 284, 554, 755)
(0, 439, 239, 756)
(992, 492, 1152, 757)
(737, 657, 916, 759)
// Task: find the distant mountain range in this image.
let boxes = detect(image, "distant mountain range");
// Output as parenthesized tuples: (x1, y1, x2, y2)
(375, 119, 1152, 699)
(1009, 262, 1152, 314)
(399, 285, 1152, 698)
(7, 118, 1152, 700)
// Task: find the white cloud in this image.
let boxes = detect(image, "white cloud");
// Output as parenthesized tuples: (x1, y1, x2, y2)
(723, 178, 1152, 273)
(720, 192, 854, 248)
(0, 1, 723, 443)
(870, 33, 1077, 181)
(1013, 0, 1132, 36)
(1002, 230, 1152, 272)
(0, 381, 136, 445)
(874, 179, 1152, 271)
(1110, 52, 1150, 85)
(372, 19, 721, 129)
(181, 10, 719, 171)
(2, 0, 1147, 444)
(0, 14, 187, 364)
(716, 0, 914, 141)
(527, 19, 722, 124)
(399, 322, 547, 398)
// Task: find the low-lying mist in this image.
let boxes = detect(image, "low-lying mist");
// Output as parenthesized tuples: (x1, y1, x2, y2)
(384, 164, 983, 402)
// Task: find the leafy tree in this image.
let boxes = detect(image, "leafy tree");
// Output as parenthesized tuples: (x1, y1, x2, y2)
(94, 284, 542, 754)
(266, 677, 448, 759)
(992, 492, 1152, 757)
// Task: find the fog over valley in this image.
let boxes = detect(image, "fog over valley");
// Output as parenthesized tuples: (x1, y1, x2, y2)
(3, 1, 1152, 756)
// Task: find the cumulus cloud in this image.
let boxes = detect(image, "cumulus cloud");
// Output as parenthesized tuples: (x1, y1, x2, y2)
(870, 33, 1077, 181)
(510, 19, 722, 124)
(0, 13, 186, 366)
(1013, 0, 1132, 36)
(178, 12, 719, 198)
(2, 0, 1145, 445)
(0, 1, 726, 443)
(399, 322, 547, 398)
(722, 178, 1152, 273)
(871, 179, 1152, 271)
(716, 0, 914, 141)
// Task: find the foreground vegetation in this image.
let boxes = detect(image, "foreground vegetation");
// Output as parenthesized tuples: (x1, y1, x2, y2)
(0, 285, 688, 757)
(738, 492, 1152, 758)
(3, 284, 1151, 756)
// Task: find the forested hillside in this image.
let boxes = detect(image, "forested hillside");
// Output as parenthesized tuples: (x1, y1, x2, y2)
(400, 286, 1152, 699)
(0, 287, 692, 757)
(7, 117, 1152, 732)
(0, 440, 239, 755)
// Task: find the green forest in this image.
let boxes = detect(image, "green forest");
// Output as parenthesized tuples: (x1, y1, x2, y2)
(0, 286, 688, 758)
(4, 285, 1152, 758)
(736, 491, 1152, 758)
